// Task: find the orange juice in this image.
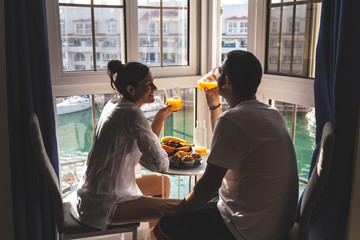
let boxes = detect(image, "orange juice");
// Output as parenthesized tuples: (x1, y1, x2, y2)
(194, 146, 207, 154)
(167, 97, 182, 111)
(197, 78, 218, 91)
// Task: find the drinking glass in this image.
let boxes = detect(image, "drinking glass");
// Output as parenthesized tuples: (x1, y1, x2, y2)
(197, 67, 219, 91)
(163, 84, 182, 111)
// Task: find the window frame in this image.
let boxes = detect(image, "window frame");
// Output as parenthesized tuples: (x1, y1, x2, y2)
(46, 0, 315, 149)
(248, 0, 315, 108)
(46, 0, 201, 97)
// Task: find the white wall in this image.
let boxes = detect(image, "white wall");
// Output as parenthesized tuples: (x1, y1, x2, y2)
(0, 0, 14, 238)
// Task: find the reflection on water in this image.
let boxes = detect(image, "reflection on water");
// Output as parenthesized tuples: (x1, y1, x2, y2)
(57, 102, 315, 199)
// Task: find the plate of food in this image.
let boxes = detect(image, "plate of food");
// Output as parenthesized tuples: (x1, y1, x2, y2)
(161, 136, 193, 156)
(161, 136, 203, 169)
(168, 151, 203, 169)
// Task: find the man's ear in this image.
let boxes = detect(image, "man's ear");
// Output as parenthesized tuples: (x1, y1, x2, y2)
(126, 85, 135, 96)
(222, 76, 231, 89)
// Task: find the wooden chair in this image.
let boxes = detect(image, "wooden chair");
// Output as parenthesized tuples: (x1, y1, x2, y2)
(287, 121, 335, 240)
(29, 113, 139, 240)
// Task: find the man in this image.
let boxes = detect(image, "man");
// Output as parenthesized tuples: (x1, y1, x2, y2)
(154, 50, 299, 240)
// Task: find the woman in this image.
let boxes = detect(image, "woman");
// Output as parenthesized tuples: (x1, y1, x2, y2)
(71, 60, 181, 236)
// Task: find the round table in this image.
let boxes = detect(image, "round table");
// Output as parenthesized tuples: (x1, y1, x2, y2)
(162, 151, 209, 198)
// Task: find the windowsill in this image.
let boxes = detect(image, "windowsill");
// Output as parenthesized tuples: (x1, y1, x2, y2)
(257, 74, 315, 107)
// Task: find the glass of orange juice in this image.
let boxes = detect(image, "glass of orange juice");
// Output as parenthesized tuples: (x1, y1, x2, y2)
(164, 84, 182, 111)
(197, 67, 219, 91)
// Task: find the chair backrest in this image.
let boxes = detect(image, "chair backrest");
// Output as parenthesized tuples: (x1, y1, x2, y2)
(298, 121, 335, 239)
(28, 113, 65, 234)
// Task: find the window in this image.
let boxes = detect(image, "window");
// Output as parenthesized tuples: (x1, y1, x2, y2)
(57, 88, 195, 199)
(74, 65, 86, 70)
(289, 21, 300, 33)
(271, 100, 316, 195)
(108, 22, 117, 33)
(60, 22, 66, 34)
(147, 22, 158, 34)
(75, 23, 84, 34)
(47, 0, 320, 201)
(227, 22, 238, 33)
(221, 1, 248, 63)
(265, 0, 321, 77)
(138, 0, 189, 67)
(59, 0, 125, 72)
(163, 22, 168, 35)
(74, 53, 85, 61)
(271, 21, 278, 33)
(240, 22, 247, 33)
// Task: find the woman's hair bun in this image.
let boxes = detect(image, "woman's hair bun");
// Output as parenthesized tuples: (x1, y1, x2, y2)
(107, 59, 124, 75)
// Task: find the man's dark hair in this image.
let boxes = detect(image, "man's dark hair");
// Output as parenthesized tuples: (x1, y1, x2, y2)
(222, 50, 262, 97)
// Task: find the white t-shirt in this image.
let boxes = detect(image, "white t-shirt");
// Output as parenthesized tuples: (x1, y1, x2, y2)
(207, 100, 298, 240)
(71, 97, 169, 230)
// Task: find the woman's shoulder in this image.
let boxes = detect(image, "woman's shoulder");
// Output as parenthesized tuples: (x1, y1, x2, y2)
(110, 99, 146, 120)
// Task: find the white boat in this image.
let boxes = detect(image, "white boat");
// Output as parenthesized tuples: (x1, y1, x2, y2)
(141, 96, 164, 118)
(57, 95, 92, 115)
(305, 107, 316, 128)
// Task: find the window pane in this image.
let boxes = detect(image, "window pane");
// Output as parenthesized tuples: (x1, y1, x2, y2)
(59, 0, 90, 4)
(163, 0, 187, 7)
(57, 94, 114, 198)
(164, 88, 194, 144)
(220, 0, 248, 63)
(138, 2, 189, 67)
(59, 2, 125, 72)
(274, 101, 316, 195)
(163, 9, 188, 66)
(270, 0, 281, 3)
(267, 7, 281, 73)
(138, 9, 161, 66)
(279, 5, 293, 74)
(141, 88, 194, 199)
(94, 8, 125, 70)
(60, 7, 92, 71)
(266, 1, 321, 78)
(141, 91, 165, 119)
(138, 0, 160, 7)
(292, 4, 307, 76)
(93, 0, 123, 5)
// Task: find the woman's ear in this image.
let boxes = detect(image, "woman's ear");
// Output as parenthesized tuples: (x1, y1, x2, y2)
(126, 85, 135, 96)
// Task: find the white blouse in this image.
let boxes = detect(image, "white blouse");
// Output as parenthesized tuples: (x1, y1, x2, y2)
(71, 97, 169, 230)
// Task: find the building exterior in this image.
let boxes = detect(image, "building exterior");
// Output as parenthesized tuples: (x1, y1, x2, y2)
(220, 4, 248, 61)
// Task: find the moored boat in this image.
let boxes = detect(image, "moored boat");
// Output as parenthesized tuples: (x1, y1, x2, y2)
(57, 95, 92, 115)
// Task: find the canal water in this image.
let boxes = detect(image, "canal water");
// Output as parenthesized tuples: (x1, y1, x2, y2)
(57, 101, 315, 199)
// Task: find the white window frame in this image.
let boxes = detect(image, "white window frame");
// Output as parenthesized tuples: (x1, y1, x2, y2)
(147, 22, 158, 34)
(239, 21, 247, 33)
(227, 21, 238, 34)
(108, 22, 117, 34)
(75, 23, 83, 34)
(248, 0, 314, 108)
(45, 0, 314, 146)
(162, 22, 168, 34)
(46, 0, 201, 97)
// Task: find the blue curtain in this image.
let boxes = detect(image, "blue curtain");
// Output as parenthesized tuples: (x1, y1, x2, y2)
(5, 0, 59, 239)
(309, 0, 360, 239)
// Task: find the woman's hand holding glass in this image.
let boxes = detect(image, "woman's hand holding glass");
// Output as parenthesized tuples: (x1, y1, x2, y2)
(156, 104, 173, 119)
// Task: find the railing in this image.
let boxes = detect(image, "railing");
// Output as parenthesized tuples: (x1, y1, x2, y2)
(270, 99, 310, 185)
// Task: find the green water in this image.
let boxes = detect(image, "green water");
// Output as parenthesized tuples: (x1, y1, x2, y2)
(57, 103, 315, 199)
